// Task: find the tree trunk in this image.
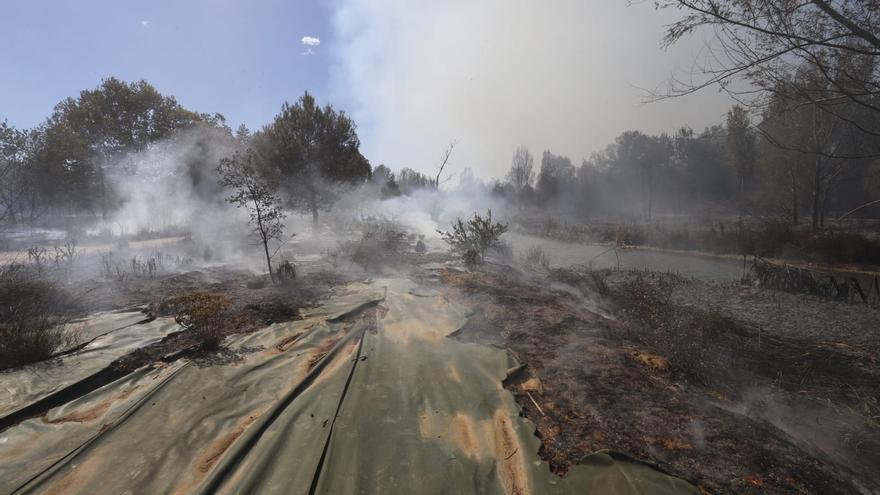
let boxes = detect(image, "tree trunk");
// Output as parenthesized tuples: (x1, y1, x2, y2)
(790, 168, 799, 224)
(254, 200, 274, 284)
(262, 235, 274, 284)
(811, 161, 821, 231)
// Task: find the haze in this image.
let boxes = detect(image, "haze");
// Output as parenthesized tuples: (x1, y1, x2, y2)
(1, 0, 728, 178)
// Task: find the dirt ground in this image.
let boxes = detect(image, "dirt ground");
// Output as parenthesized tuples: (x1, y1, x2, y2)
(436, 264, 880, 494)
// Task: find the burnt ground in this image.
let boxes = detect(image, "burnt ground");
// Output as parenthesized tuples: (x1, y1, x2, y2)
(436, 264, 880, 495)
(89, 265, 354, 371)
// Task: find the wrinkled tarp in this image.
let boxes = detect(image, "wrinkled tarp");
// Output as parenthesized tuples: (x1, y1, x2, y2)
(0, 279, 696, 495)
(0, 313, 180, 418)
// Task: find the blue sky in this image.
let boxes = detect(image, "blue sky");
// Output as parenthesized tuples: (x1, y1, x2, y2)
(1, 0, 335, 131)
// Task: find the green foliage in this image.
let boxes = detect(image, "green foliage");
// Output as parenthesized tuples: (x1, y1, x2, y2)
(438, 210, 508, 266)
(259, 91, 371, 221)
(6, 78, 226, 216)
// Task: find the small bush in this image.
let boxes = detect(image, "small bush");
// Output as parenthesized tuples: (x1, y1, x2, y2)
(520, 245, 551, 272)
(275, 260, 297, 286)
(168, 293, 231, 351)
(342, 219, 409, 270)
(438, 210, 508, 266)
(0, 264, 80, 370)
(414, 236, 427, 254)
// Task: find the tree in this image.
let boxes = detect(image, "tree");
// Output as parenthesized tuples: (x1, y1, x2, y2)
(434, 141, 457, 188)
(725, 105, 757, 203)
(371, 164, 401, 198)
(217, 149, 287, 283)
(41, 78, 223, 215)
(658, 0, 880, 157)
(614, 132, 665, 221)
(0, 121, 45, 224)
(506, 146, 535, 192)
(260, 92, 370, 224)
(0, 121, 25, 223)
(397, 167, 433, 194)
(536, 151, 576, 205)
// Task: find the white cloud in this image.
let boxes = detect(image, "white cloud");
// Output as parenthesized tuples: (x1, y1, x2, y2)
(301, 36, 321, 46)
(329, 0, 732, 180)
(140, 20, 150, 28)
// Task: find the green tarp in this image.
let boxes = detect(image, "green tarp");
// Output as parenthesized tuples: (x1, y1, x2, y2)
(0, 279, 696, 495)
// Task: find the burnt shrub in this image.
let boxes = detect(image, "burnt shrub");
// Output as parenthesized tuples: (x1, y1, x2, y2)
(168, 292, 231, 351)
(520, 245, 551, 273)
(275, 260, 297, 286)
(342, 219, 409, 271)
(0, 264, 81, 370)
(614, 273, 745, 387)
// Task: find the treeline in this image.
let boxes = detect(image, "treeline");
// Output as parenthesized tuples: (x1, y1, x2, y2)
(0, 78, 228, 223)
(492, 73, 880, 228)
(0, 79, 373, 225)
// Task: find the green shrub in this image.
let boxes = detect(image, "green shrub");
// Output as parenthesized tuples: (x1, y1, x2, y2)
(438, 210, 508, 266)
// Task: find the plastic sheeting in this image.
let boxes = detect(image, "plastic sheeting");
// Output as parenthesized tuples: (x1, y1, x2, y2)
(0, 312, 179, 418)
(0, 279, 696, 495)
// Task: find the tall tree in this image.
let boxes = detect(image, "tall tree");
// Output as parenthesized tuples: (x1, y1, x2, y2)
(614, 131, 664, 221)
(725, 105, 757, 204)
(536, 151, 576, 207)
(506, 146, 535, 192)
(260, 92, 370, 224)
(42, 78, 222, 215)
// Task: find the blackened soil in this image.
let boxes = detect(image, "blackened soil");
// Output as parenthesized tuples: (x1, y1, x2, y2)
(439, 265, 878, 495)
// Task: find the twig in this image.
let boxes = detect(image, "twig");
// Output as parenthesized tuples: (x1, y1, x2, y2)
(526, 391, 545, 416)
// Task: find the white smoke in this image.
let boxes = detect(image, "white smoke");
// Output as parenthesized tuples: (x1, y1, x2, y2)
(329, 0, 731, 179)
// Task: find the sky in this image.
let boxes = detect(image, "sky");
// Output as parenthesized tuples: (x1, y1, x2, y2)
(0, 0, 733, 179)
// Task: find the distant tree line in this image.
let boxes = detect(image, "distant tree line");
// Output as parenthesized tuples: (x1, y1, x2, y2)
(492, 102, 878, 226)
(645, 0, 880, 227)
(0, 79, 373, 225)
(493, 51, 880, 228)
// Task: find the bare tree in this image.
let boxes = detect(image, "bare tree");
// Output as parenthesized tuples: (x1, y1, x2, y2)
(656, 0, 880, 157)
(506, 145, 535, 191)
(434, 140, 457, 188)
(217, 149, 287, 283)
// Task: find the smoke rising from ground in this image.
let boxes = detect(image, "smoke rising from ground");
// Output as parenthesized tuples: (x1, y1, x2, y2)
(329, 0, 732, 178)
(103, 127, 237, 236)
